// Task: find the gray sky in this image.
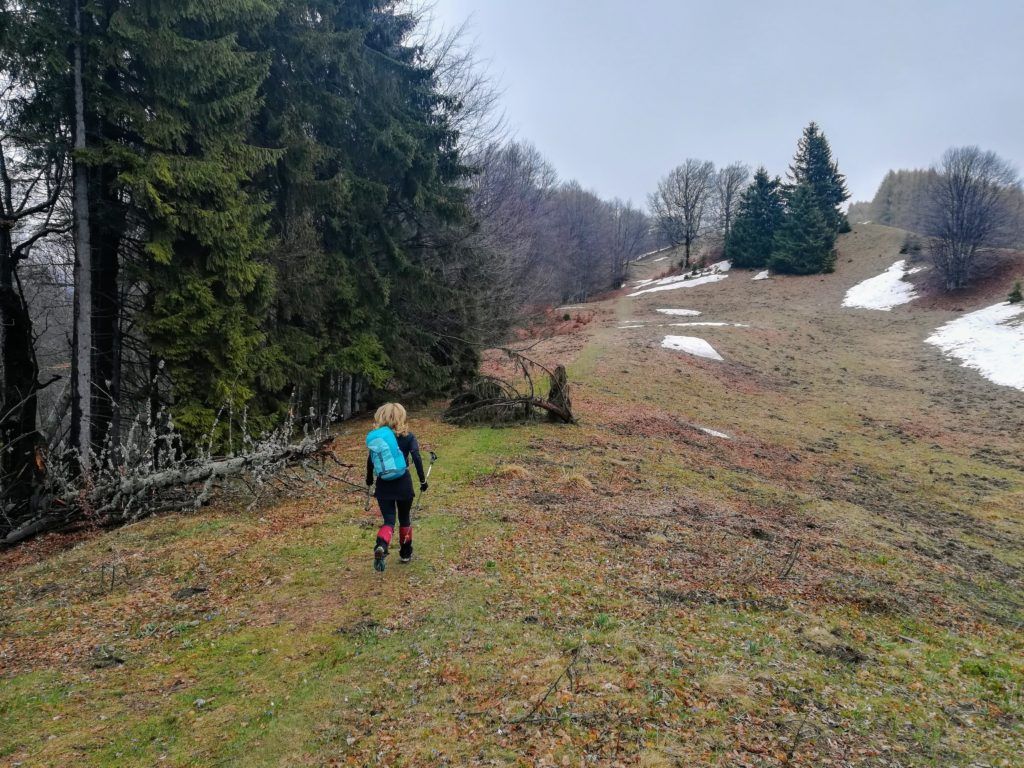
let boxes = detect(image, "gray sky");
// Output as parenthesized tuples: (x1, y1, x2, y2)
(431, 0, 1024, 206)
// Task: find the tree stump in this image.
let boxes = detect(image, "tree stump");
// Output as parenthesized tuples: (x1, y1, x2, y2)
(547, 365, 571, 422)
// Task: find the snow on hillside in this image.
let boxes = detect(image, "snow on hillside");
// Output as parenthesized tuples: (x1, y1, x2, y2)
(630, 262, 731, 297)
(926, 302, 1024, 390)
(660, 335, 724, 360)
(670, 321, 750, 328)
(753, 270, 770, 281)
(842, 259, 924, 311)
(657, 308, 701, 316)
(629, 273, 727, 296)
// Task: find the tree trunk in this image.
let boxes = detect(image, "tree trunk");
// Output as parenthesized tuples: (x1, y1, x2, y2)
(341, 373, 353, 420)
(90, 167, 122, 457)
(70, 0, 93, 470)
(0, 229, 40, 519)
(148, 339, 162, 470)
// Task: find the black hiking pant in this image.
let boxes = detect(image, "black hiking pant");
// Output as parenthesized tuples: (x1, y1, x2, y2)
(378, 497, 413, 530)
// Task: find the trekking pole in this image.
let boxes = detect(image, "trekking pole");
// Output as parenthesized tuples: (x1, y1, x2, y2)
(364, 483, 374, 513)
(413, 451, 438, 516)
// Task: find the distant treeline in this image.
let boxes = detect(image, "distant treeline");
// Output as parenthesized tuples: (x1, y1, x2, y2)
(850, 168, 1024, 246)
(467, 141, 656, 309)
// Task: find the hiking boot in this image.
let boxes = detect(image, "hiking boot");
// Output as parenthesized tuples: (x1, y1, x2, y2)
(373, 542, 389, 572)
(398, 526, 413, 563)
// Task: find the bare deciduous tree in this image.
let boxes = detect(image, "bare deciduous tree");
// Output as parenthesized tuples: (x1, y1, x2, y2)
(649, 159, 716, 267)
(609, 199, 649, 285)
(416, 15, 507, 155)
(464, 140, 649, 308)
(550, 180, 615, 302)
(714, 162, 750, 241)
(1, 76, 69, 521)
(463, 140, 558, 321)
(928, 147, 1022, 290)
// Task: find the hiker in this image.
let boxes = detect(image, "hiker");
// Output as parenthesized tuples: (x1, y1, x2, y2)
(365, 403, 427, 571)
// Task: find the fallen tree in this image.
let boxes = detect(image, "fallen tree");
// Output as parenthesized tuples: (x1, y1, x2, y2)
(444, 348, 576, 425)
(2, 410, 347, 546)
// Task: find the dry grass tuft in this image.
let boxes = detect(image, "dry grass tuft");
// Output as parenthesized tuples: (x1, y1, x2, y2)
(699, 672, 756, 702)
(558, 472, 593, 494)
(494, 463, 531, 481)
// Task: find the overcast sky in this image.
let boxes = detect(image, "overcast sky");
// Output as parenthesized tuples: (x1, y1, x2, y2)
(430, 0, 1024, 206)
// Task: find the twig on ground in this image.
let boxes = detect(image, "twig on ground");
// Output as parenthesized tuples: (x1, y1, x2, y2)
(510, 642, 586, 725)
(779, 538, 802, 579)
(784, 710, 811, 764)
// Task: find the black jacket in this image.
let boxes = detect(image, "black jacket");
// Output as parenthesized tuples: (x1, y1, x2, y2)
(366, 432, 425, 501)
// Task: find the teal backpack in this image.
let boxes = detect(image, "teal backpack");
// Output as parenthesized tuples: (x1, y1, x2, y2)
(366, 426, 407, 481)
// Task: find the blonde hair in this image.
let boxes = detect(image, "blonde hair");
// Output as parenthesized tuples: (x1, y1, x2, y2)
(373, 402, 409, 436)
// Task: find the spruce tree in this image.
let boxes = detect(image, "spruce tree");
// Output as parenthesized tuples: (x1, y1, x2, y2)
(787, 122, 850, 232)
(253, 0, 479, 407)
(110, 1, 280, 444)
(726, 167, 784, 269)
(4, 0, 497, 457)
(770, 184, 837, 275)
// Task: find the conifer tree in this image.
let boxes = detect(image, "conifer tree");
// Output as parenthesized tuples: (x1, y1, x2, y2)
(108, 1, 280, 444)
(787, 122, 850, 232)
(2, 0, 502, 461)
(253, 0, 479, 406)
(726, 167, 784, 269)
(770, 184, 837, 274)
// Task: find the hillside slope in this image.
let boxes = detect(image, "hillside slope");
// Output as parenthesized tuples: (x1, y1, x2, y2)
(2, 224, 1022, 767)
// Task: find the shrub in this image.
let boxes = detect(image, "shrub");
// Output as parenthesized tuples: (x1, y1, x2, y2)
(1009, 281, 1023, 304)
(900, 234, 922, 256)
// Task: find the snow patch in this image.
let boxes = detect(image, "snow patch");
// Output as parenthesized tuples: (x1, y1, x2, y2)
(657, 308, 701, 317)
(669, 322, 750, 328)
(629, 261, 731, 296)
(699, 427, 731, 439)
(651, 256, 668, 262)
(630, 272, 727, 296)
(660, 335, 724, 361)
(753, 270, 770, 281)
(617, 324, 645, 329)
(925, 302, 1024, 390)
(842, 260, 924, 311)
(635, 246, 673, 261)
